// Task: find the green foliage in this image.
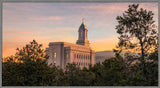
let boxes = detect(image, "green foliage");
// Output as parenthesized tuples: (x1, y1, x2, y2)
(2, 40, 53, 86)
(64, 63, 95, 86)
(115, 4, 158, 79)
(116, 4, 157, 56)
(2, 4, 158, 86)
(15, 40, 48, 62)
(2, 41, 158, 86)
(89, 63, 104, 86)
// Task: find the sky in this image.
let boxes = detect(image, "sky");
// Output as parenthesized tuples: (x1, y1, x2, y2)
(2, 2, 158, 57)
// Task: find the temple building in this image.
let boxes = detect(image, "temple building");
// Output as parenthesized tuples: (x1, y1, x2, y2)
(46, 19, 95, 69)
(95, 51, 126, 63)
(95, 51, 140, 64)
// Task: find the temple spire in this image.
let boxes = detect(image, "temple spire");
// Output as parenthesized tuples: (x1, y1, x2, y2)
(76, 18, 90, 47)
(82, 18, 84, 24)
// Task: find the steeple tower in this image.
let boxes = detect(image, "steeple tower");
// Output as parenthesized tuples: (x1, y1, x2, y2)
(76, 18, 90, 47)
(82, 18, 84, 23)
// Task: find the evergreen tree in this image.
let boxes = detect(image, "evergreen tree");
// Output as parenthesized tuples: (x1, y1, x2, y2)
(115, 4, 157, 76)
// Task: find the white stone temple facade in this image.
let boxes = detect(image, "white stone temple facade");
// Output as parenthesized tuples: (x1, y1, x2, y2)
(46, 19, 95, 69)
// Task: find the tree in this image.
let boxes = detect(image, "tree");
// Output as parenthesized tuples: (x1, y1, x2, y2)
(64, 63, 81, 86)
(2, 40, 54, 86)
(145, 44, 158, 86)
(102, 57, 128, 86)
(89, 63, 104, 86)
(15, 40, 48, 63)
(115, 4, 157, 75)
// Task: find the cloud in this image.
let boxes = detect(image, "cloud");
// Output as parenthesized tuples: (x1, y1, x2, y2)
(2, 26, 77, 57)
(2, 2, 158, 57)
(3, 26, 76, 37)
(25, 16, 65, 25)
(74, 2, 158, 20)
(3, 2, 55, 13)
(29, 16, 64, 21)
(73, 3, 132, 17)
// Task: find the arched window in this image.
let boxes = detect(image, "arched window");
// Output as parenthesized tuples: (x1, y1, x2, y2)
(54, 52, 56, 59)
(66, 53, 68, 59)
(74, 54, 76, 59)
(80, 30, 83, 38)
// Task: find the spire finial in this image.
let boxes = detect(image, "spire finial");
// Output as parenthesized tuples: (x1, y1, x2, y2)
(82, 18, 84, 23)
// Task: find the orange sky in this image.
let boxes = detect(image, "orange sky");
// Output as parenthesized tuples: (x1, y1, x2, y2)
(2, 2, 158, 57)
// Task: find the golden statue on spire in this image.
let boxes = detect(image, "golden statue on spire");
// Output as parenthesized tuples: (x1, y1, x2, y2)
(82, 18, 84, 24)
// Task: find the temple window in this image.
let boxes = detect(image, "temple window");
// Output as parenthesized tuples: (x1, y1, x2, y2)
(81, 31, 83, 38)
(74, 54, 76, 58)
(54, 52, 56, 59)
(66, 53, 68, 59)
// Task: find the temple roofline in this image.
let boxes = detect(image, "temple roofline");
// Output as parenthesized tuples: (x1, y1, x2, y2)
(49, 42, 92, 49)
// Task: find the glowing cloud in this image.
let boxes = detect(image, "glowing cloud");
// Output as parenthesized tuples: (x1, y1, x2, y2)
(2, 2, 158, 57)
